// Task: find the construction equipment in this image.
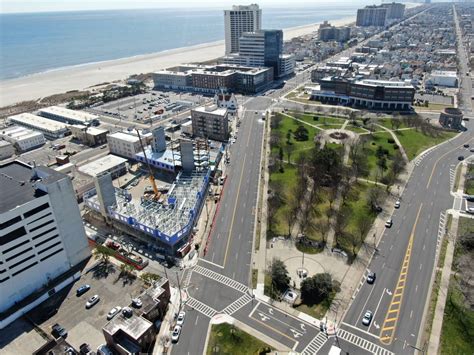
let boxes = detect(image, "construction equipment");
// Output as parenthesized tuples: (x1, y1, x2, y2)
(136, 129, 160, 200)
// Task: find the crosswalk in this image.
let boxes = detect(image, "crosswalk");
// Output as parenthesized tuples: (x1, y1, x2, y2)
(182, 268, 193, 289)
(337, 329, 394, 355)
(185, 297, 218, 318)
(437, 211, 447, 249)
(222, 293, 252, 315)
(449, 165, 457, 190)
(193, 265, 249, 293)
(302, 332, 327, 355)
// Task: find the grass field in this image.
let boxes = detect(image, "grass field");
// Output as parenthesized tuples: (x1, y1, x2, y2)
(294, 293, 335, 319)
(464, 165, 474, 195)
(206, 323, 273, 355)
(362, 132, 399, 180)
(346, 125, 369, 134)
(273, 113, 319, 157)
(395, 129, 457, 161)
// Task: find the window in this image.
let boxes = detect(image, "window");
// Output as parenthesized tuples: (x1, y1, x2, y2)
(0, 216, 22, 230)
(27, 212, 52, 225)
(24, 203, 50, 218)
(35, 234, 59, 248)
(0, 226, 27, 246)
(11, 262, 38, 277)
(6, 247, 33, 262)
(3, 239, 30, 254)
(29, 219, 54, 233)
(32, 227, 57, 240)
(40, 248, 64, 262)
(38, 241, 62, 255)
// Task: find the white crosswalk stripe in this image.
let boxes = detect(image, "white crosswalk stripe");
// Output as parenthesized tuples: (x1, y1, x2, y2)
(182, 269, 193, 289)
(302, 332, 327, 355)
(449, 166, 456, 190)
(185, 297, 218, 318)
(193, 265, 249, 293)
(222, 293, 252, 315)
(337, 329, 394, 355)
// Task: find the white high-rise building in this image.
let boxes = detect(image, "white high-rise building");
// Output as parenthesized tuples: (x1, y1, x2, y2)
(0, 161, 90, 328)
(224, 4, 262, 55)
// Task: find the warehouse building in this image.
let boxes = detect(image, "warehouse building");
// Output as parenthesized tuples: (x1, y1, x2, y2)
(8, 113, 69, 140)
(0, 161, 90, 329)
(78, 154, 128, 178)
(38, 106, 100, 127)
(0, 126, 45, 152)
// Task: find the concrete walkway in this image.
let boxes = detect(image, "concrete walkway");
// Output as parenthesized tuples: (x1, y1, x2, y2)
(375, 123, 410, 163)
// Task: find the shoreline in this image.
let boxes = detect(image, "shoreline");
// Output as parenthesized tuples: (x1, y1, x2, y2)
(0, 16, 356, 107)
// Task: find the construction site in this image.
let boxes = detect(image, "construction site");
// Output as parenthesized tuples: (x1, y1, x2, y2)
(83, 126, 221, 257)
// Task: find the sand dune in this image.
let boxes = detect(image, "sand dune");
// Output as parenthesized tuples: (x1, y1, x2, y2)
(0, 16, 354, 107)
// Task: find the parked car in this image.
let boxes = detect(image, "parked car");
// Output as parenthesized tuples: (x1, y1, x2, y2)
(394, 200, 401, 209)
(362, 310, 373, 326)
(464, 144, 470, 148)
(122, 307, 133, 318)
(367, 272, 376, 284)
(107, 306, 122, 320)
(97, 344, 114, 355)
(171, 325, 182, 343)
(79, 343, 92, 354)
(76, 284, 91, 296)
(458, 156, 465, 161)
(466, 207, 474, 214)
(132, 298, 142, 308)
(385, 219, 393, 228)
(176, 311, 186, 326)
(86, 295, 100, 309)
(51, 323, 67, 338)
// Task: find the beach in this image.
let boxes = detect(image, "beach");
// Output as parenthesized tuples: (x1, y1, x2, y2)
(0, 16, 354, 108)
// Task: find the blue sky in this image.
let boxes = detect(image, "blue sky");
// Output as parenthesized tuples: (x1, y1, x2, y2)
(1, 0, 377, 14)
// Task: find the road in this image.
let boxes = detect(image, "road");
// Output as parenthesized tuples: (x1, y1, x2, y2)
(331, 4, 474, 355)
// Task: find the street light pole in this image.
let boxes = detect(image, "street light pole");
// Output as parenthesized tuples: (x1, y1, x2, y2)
(176, 271, 183, 311)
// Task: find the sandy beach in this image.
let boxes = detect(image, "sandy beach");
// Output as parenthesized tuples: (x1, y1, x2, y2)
(0, 16, 355, 107)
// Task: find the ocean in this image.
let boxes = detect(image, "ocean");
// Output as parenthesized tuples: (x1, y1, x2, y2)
(0, 3, 366, 81)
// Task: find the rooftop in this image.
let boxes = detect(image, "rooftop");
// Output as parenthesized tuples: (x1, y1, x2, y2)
(0, 161, 46, 214)
(70, 124, 108, 136)
(38, 106, 98, 124)
(78, 154, 128, 177)
(193, 105, 228, 117)
(103, 309, 153, 341)
(136, 148, 176, 168)
(107, 131, 140, 143)
(8, 113, 68, 133)
(431, 70, 457, 77)
(1, 125, 44, 141)
(355, 79, 414, 88)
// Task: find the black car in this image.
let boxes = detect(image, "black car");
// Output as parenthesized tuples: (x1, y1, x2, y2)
(367, 272, 376, 284)
(464, 144, 470, 148)
(458, 156, 465, 161)
(76, 284, 91, 296)
(51, 323, 67, 338)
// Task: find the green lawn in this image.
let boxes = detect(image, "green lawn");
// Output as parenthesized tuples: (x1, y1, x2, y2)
(377, 117, 410, 130)
(464, 165, 474, 195)
(439, 276, 474, 355)
(336, 182, 378, 255)
(206, 323, 273, 355)
(395, 129, 457, 160)
(294, 292, 335, 319)
(363, 132, 399, 180)
(346, 125, 369, 134)
(273, 113, 319, 157)
(291, 113, 346, 127)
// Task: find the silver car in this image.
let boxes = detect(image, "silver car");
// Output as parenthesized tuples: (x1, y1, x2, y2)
(107, 306, 122, 320)
(86, 295, 100, 309)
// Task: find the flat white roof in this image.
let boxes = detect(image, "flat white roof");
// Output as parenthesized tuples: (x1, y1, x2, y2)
(431, 70, 457, 77)
(0, 140, 12, 147)
(39, 106, 99, 124)
(356, 79, 413, 89)
(78, 154, 128, 177)
(1, 125, 44, 141)
(107, 131, 140, 143)
(70, 124, 108, 136)
(193, 105, 228, 117)
(9, 113, 68, 133)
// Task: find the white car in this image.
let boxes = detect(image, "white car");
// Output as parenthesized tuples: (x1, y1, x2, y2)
(176, 311, 186, 326)
(171, 325, 182, 343)
(107, 306, 122, 320)
(86, 295, 100, 309)
(466, 207, 474, 214)
(385, 219, 393, 228)
(394, 200, 401, 209)
(362, 310, 373, 326)
(132, 298, 142, 308)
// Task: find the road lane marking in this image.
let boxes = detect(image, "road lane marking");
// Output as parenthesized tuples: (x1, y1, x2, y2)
(379, 203, 422, 345)
(199, 257, 224, 269)
(193, 265, 248, 293)
(223, 152, 248, 266)
(337, 328, 394, 355)
(251, 317, 298, 344)
(358, 285, 382, 326)
(249, 301, 261, 317)
(426, 139, 473, 189)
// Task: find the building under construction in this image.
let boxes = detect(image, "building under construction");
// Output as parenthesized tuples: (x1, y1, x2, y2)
(83, 127, 215, 256)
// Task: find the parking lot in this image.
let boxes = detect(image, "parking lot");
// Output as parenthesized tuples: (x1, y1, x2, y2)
(89, 90, 208, 124)
(26, 257, 145, 352)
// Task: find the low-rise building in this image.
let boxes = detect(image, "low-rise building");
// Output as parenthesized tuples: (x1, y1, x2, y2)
(0, 126, 45, 152)
(311, 77, 415, 110)
(107, 132, 142, 159)
(69, 125, 109, 146)
(8, 113, 69, 140)
(426, 70, 458, 87)
(214, 91, 238, 112)
(38, 106, 100, 127)
(439, 107, 464, 130)
(103, 279, 171, 354)
(78, 154, 128, 178)
(191, 105, 229, 141)
(0, 140, 14, 160)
